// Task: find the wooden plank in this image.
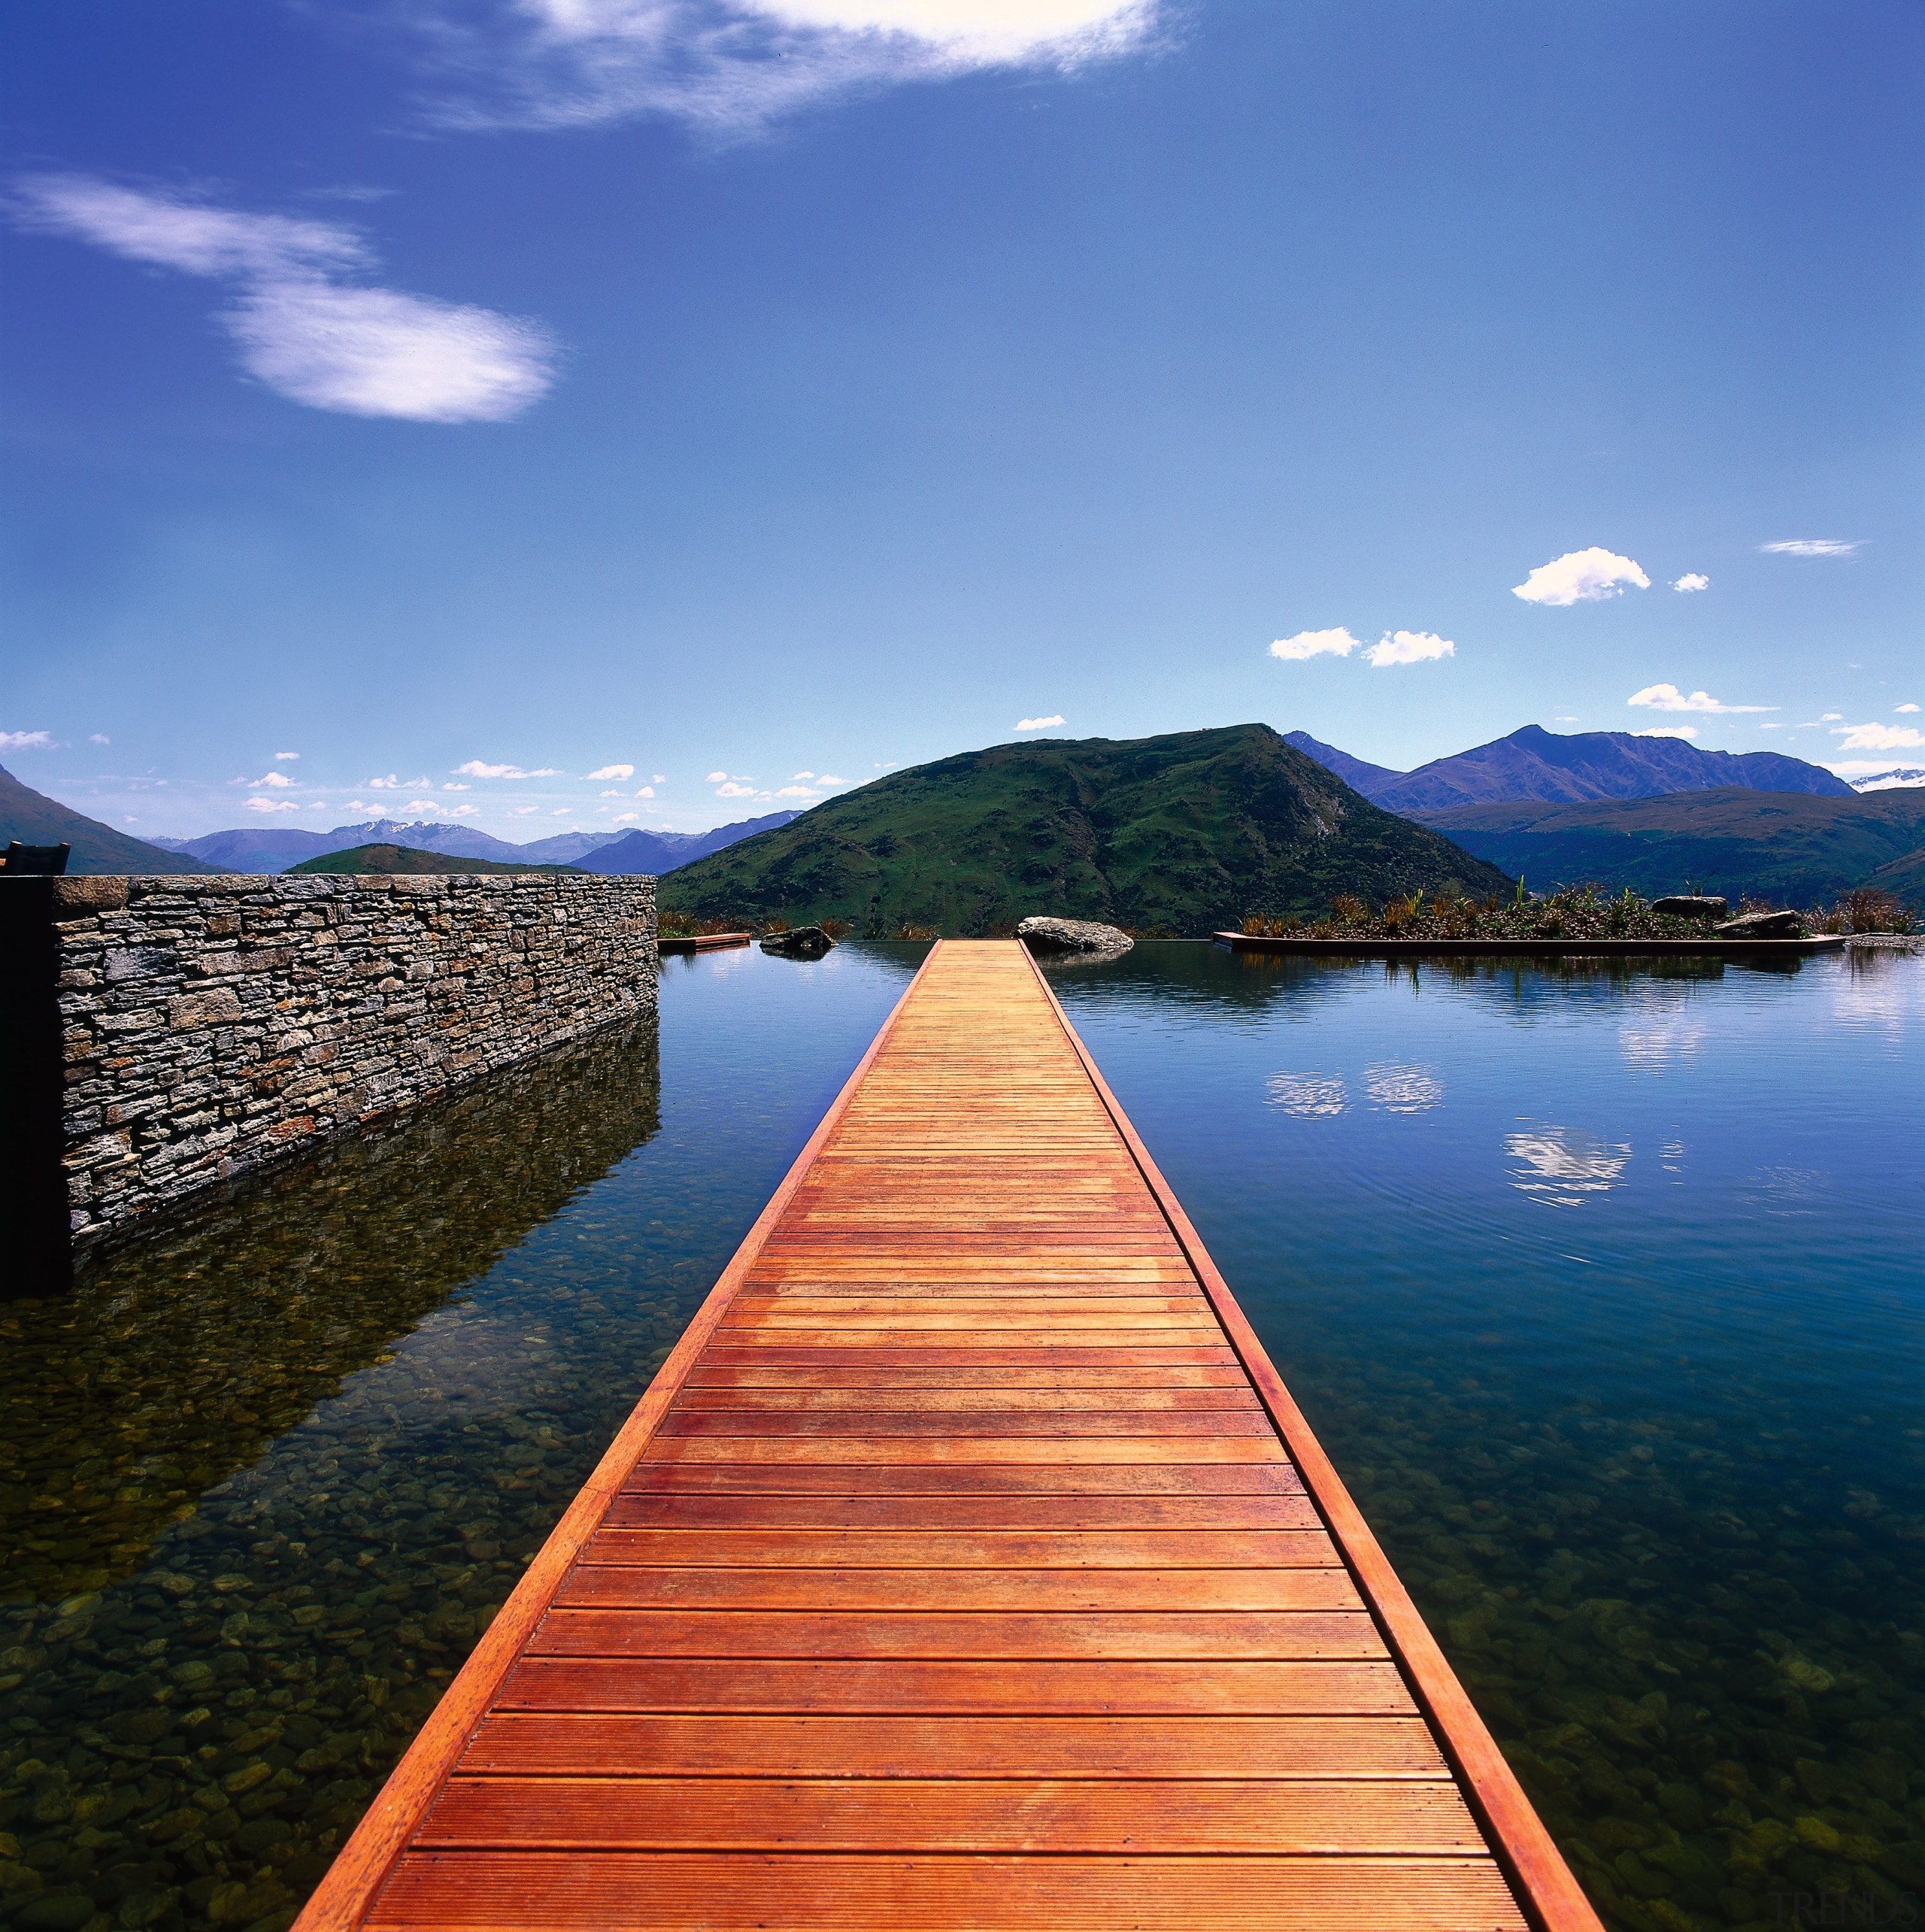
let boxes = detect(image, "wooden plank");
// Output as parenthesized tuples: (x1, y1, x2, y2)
(296, 938, 1595, 1932)
(417, 1776, 1488, 1852)
(456, 1712, 1455, 1779)
(365, 1852, 1526, 1929)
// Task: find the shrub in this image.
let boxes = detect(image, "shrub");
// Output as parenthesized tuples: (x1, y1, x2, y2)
(821, 917, 853, 939)
(1841, 885, 1914, 933)
(1330, 893, 1369, 926)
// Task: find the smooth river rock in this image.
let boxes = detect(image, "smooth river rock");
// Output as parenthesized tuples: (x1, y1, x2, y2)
(1714, 908, 1803, 938)
(1651, 895, 1728, 918)
(1017, 917, 1134, 960)
(759, 925, 835, 958)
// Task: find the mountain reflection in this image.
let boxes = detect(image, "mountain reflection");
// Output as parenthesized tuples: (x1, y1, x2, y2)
(0, 1015, 659, 1603)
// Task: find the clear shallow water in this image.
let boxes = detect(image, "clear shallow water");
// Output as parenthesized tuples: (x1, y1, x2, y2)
(1, 940, 1919, 1932)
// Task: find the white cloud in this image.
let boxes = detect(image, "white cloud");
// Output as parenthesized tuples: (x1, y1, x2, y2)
(551, 808, 571, 816)
(635, 784, 655, 797)
(1633, 726, 1697, 739)
(89, 733, 111, 745)
(653, 773, 666, 784)
(275, 750, 300, 760)
(405, 799, 439, 810)
(716, 780, 760, 797)
(817, 775, 844, 785)
(367, 775, 400, 788)
(599, 789, 623, 796)
(612, 811, 639, 823)
(0, 729, 53, 750)
(1833, 722, 1924, 753)
(510, 805, 538, 814)
(776, 784, 814, 796)
(399, 0, 1162, 138)
(1554, 715, 1580, 723)
(246, 796, 302, 813)
(453, 759, 559, 778)
(123, 816, 138, 824)
(1760, 539, 1860, 557)
(1512, 547, 1651, 605)
(1269, 628, 1359, 662)
(448, 803, 481, 816)
(11, 175, 556, 423)
(1670, 572, 1710, 593)
(1627, 683, 1774, 715)
(706, 769, 728, 782)
(1364, 629, 1453, 667)
(793, 770, 815, 781)
(1016, 714, 1066, 729)
(1896, 703, 1920, 714)
(250, 769, 296, 787)
(444, 781, 471, 790)
(587, 763, 635, 779)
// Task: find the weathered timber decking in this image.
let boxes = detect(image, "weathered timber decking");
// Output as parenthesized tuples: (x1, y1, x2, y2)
(657, 933, 754, 954)
(296, 939, 1602, 1931)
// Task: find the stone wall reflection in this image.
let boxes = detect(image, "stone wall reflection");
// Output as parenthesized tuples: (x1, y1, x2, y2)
(0, 1014, 660, 1604)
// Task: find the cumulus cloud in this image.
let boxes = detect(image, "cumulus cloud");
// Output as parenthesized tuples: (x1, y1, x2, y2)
(275, 750, 300, 760)
(246, 769, 296, 787)
(706, 769, 728, 782)
(367, 775, 400, 788)
(89, 733, 111, 745)
(1760, 539, 1860, 557)
(394, 0, 1163, 138)
(246, 796, 302, 813)
(612, 811, 639, 823)
(653, 773, 666, 784)
(817, 775, 844, 785)
(405, 799, 439, 810)
(448, 803, 481, 816)
(1833, 722, 1924, 753)
(1633, 726, 1697, 739)
(793, 770, 815, 780)
(1896, 703, 1920, 714)
(1269, 628, 1359, 662)
(587, 763, 635, 780)
(635, 785, 656, 797)
(716, 780, 759, 797)
(1365, 630, 1453, 668)
(0, 729, 53, 750)
(1016, 714, 1066, 729)
(1670, 573, 1710, 593)
(1628, 684, 1774, 715)
(11, 175, 556, 423)
(1512, 547, 1651, 605)
(453, 759, 560, 778)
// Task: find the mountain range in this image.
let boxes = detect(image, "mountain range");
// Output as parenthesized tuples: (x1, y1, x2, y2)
(659, 724, 1511, 935)
(1286, 724, 1852, 813)
(145, 811, 801, 872)
(0, 763, 209, 874)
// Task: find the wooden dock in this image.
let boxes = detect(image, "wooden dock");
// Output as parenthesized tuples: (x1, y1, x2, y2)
(296, 939, 1601, 1930)
(658, 932, 754, 955)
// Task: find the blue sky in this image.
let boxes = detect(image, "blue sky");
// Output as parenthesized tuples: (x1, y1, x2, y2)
(5, 0, 1920, 839)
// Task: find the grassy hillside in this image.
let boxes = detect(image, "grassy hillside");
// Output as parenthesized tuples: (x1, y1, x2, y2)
(287, 844, 583, 876)
(660, 726, 1511, 936)
(1419, 787, 1925, 905)
(1, 762, 216, 875)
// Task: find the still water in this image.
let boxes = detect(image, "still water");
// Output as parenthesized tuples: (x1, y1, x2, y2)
(1, 940, 1919, 1932)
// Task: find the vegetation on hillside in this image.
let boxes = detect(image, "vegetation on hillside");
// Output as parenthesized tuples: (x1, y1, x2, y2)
(658, 725, 1511, 936)
(1420, 786, 1925, 906)
(286, 844, 582, 877)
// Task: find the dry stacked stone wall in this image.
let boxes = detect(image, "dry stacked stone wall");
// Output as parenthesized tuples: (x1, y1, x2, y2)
(41, 871, 656, 1242)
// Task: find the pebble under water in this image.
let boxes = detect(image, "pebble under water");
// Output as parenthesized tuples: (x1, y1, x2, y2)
(1, 939, 1918, 1932)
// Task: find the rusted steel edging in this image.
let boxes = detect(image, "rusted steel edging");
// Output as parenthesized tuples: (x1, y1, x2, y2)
(1214, 930, 1847, 959)
(291, 942, 947, 1930)
(1020, 945, 1605, 1932)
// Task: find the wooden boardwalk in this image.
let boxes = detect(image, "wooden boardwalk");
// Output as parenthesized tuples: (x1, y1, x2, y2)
(298, 940, 1600, 1930)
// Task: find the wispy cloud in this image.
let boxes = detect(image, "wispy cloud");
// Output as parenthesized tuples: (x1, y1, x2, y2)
(391, 0, 1164, 139)
(1364, 630, 1452, 667)
(1512, 547, 1650, 605)
(274, 750, 300, 760)
(1632, 726, 1697, 739)
(1760, 538, 1860, 558)
(11, 174, 556, 423)
(1897, 703, 1920, 714)
(1670, 572, 1710, 593)
(1, 729, 53, 751)
(587, 763, 635, 779)
(246, 796, 302, 813)
(1016, 714, 1066, 729)
(1269, 629, 1359, 662)
(453, 759, 561, 778)
(1627, 684, 1774, 715)
(89, 733, 111, 745)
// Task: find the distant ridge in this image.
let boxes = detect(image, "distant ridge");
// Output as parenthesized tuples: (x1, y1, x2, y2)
(0, 763, 215, 875)
(287, 843, 584, 877)
(1287, 723, 1851, 811)
(1281, 731, 1405, 796)
(576, 811, 802, 875)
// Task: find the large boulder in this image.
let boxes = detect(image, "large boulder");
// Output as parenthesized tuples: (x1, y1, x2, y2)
(759, 924, 835, 958)
(1714, 909, 1802, 939)
(1017, 916, 1133, 960)
(1651, 895, 1728, 918)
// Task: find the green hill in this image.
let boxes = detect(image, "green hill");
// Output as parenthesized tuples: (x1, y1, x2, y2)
(287, 844, 584, 876)
(659, 725, 1512, 936)
(1, 762, 217, 875)
(1418, 787, 1925, 905)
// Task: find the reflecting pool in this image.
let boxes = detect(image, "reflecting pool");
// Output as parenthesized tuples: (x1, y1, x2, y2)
(0, 939, 1918, 1932)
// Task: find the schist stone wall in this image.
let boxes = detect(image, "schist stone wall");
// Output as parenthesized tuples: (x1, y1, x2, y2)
(12, 871, 656, 1247)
